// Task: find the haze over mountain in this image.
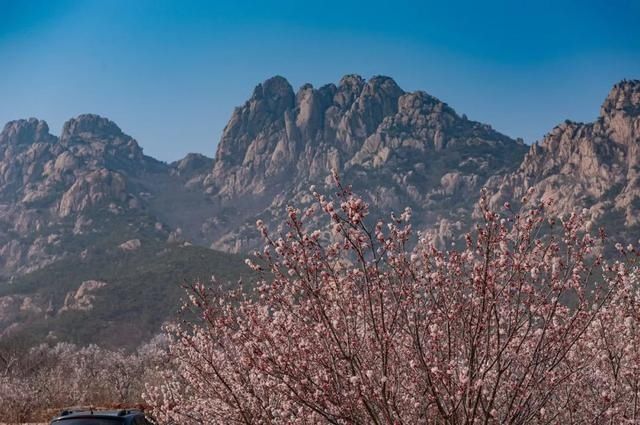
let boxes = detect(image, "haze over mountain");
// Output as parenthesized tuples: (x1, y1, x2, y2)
(0, 75, 638, 347)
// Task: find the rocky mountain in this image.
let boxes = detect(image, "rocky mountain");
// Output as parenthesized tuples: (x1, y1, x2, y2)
(1, 75, 638, 346)
(0, 115, 150, 277)
(486, 79, 640, 245)
(0, 114, 222, 280)
(200, 75, 527, 251)
(0, 114, 245, 346)
(0, 76, 532, 281)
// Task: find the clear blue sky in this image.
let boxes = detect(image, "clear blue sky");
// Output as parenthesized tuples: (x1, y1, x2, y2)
(1, 0, 639, 162)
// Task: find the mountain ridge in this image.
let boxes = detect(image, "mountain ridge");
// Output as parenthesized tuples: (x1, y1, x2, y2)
(198, 74, 526, 251)
(1, 75, 638, 346)
(485, 79, 640, 242)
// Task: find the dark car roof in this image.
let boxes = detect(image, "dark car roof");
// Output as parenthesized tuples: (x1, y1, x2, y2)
(50, 409, 147, 424)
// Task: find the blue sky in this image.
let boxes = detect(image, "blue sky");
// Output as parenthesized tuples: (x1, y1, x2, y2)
(1, 0, 639, 162)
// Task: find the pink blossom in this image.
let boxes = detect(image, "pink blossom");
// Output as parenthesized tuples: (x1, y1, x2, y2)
(146, 180, 640, 425)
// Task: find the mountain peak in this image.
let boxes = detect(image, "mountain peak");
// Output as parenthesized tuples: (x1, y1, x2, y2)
(601, 79, 640, 116)
(486, 77, 640, 241)
(0, 118, 55, 146)
(61, 114, 125, 142)
(339, 74, 365, 88)
(360, 75, 404, 102)
(367, 75, 400, 88)
(247, 76, 295, 117)
(171, 153, 214, 177)
(253, 75, 294, 100)
(262, 75, 291, 90)
(206, 74, 525, 251)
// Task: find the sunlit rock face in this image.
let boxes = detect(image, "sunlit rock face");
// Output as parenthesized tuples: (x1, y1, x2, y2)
(485, 80, 640, 243)
(0, 114, 170, 279)
(202, 75, 526, 252)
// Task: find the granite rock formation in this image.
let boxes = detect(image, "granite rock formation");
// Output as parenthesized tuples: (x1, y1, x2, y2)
(201, 75, 527, 251)
(485, 80, 640, 245)
(1, 76, 638, 346)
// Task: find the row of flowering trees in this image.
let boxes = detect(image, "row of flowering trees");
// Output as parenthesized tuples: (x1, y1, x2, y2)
(0, 337, 167, 423)
(145, 177, 640, 424)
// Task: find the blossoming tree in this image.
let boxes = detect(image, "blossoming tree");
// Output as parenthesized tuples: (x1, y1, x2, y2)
(0, 337, 168, 423)
(146, 177, 640, 424)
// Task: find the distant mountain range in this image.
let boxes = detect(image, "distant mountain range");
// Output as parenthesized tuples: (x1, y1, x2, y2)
(1, 76, 638, 347)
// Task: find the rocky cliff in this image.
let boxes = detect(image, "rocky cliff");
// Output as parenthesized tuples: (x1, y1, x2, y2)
(201, 75, 527, 251)
(0, 115, 195, 278)
(486, 80, 640, 245)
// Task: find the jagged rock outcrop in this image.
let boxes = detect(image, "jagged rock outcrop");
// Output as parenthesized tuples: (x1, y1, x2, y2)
(59, 280, 107, 313)
(0, 115, 169, 278)
(207, 75, 410, 197)
(119, 238, 141, 251)
(58, 169, 129, 217)
(171, 153, 213, 177)
(170, 153, 214, 189)
(0, 118, 56, 147)
(486, 80, 640, 243)
(202, 75, 527, 252)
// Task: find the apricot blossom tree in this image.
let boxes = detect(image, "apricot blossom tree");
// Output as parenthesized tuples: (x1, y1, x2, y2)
(146, 177, 640, 424)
